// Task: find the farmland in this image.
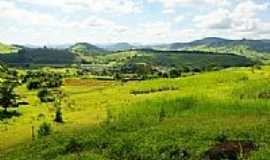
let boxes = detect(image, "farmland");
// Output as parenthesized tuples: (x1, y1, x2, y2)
(1, 66, 270, 159)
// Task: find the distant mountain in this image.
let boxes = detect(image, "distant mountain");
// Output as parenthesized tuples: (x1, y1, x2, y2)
(161, 37, 270, 52)
(147, 37, 270, 62)
(69, 42, 107, 55)
(102, 42, 137, 51)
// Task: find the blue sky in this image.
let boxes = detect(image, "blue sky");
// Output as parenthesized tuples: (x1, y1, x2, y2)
(0, 0, 270, 45)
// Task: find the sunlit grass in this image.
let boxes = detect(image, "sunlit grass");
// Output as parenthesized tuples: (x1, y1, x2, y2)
(1, 66, 270, 159)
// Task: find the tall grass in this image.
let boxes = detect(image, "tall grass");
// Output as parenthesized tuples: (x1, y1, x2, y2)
(2, 67, 270, 159)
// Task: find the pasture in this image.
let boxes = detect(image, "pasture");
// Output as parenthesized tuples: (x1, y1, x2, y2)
(1, 66, 270, 159)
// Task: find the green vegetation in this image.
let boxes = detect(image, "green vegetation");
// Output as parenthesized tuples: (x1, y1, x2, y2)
(187, 45, 270, 63)
(77, 49, 254, 80)
(37, 122, 52, 137)
(1, 38, 270, 159)
(0, 81, 20, 113)
(1, 66, 270, 159)
(69, 42, 107, 56)
(0, 43, 20, 54)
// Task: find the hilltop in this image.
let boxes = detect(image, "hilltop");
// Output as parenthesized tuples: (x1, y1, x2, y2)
(151, 37, 270, 62)
(69, 42, 107, 55)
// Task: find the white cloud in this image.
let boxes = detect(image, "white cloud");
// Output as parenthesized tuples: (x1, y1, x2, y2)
(1, 0, 270, 44)
(0, 1, 131, 44)
(148, 0, 229, 10)
(139, 22, 171, 37)
(194, 0, 269, 34)
(174, 16, 185, 23)
(15, 0, 142, 15)
(0, 1, 59, 27)
(193, 9, 231, 29)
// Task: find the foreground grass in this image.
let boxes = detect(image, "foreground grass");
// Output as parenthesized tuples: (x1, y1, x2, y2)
(1, 67, 270, 159)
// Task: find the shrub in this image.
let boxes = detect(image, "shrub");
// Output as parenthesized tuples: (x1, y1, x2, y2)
(38, 122, 52, 137)
(37, 88, 55, 102)
(65, 138, 83, 153)
(27, 79, 42, 90)
(258, 91, 270, 99)
(113, 73, 122, 81)
(54, 107, 64, 123)
(215, 132, 228, 143)
(192, 68, 201, 72)
(169, 68, 181, 78)
(46, 77, 63, 88)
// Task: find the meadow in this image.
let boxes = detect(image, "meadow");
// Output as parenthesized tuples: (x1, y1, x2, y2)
(1, 66, 270, 159)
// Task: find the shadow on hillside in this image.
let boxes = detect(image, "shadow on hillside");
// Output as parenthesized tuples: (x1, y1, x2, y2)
(0, 110, 21, 120)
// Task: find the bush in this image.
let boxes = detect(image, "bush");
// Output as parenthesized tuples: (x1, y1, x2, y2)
(24, 71, 63, 89)
(54, 107, 64, 123)
(37, 88, 55, 102)
(65, 138, 83, 153)
(192, 68, 201, 73)
(215, 132, 228, 143)
(38, 122, 52, 137)
(46, 77, 63, 88)
(169, 68, 181, 78)
(27, 79, 42, 90)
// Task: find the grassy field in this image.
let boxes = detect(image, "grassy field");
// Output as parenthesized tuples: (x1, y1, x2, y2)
(1, 66, 270, 159)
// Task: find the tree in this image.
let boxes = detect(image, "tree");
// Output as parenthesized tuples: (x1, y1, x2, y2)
(37, 88, 55, 102)
(169, 68, 181, 78)
(113, 73, 122, 81)
(0, 82, 20, 113)
(53, 90, 65, 123)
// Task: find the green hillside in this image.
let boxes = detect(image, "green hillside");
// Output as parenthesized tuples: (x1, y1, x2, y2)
(154, 38, 270, 63)
(0, 42, 20, 54)
(127, 49, 254, 69)
(97, 49, 254, 72)
(69, 42, 107, 56)
(186, 45, 270, 63)
(1, 66, 270, 159)
(0, 48, 82, 65)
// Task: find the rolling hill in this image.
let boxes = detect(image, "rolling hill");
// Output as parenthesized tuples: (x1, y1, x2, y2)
(0, 39, 260, 68)
(130, 49, 254, 69)
(0, 47, 82, 65)
(150, 37, 270, 62)
(99, 49, 255, 73)
(69, 42, 107, 55)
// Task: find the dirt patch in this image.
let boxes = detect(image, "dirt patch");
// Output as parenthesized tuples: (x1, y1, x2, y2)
(203, 141, 256, 160)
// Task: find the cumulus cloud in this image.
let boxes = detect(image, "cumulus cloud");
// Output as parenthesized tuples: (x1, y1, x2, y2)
(194, 9, 231, 29)
(139, 22, 171, 37)
(148, 0, 229, 10)
(0, 1, 60, 27)
(14, 0, 142, 14)
(194, 0, 269, 34)
(0, 0, 270, 44)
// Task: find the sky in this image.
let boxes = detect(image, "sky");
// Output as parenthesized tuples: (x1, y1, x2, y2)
(0, 0, 270, 45)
